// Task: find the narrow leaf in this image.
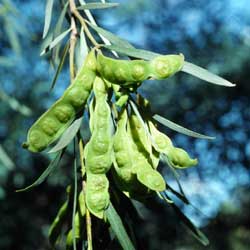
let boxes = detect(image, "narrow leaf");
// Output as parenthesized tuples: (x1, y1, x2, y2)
(41, 28, 72, 56)
(52, 1, 69, 64)
(0, 90, 32, 116)
(48, 117, 83, 153)
(49, 28, 71, 50)
(0, 56, 15, 67)
(161, 154, 190, 203)
(0, 144, 15, 170)
(77, 2, 119, 10)
(16, 150, 63, 192)
(153, 114, 215, 140)
(4, 18, 21, 54)
(87, 23, 134, 49)
(170, 202, 209, 246)
(165, 184, 189, 205)
(54, 1, 69, 37)
(79, 0, 117, 56)
(106, 202, 135, 250)
(43, 0, 54, 39)
(50, 42, 70, 90)
(75, 28, 88, 73)
(182, 61, 235, 87)
(49, 201, 68, 246)
(103, 44, 160, 60)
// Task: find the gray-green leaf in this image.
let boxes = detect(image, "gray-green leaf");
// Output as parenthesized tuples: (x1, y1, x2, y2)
(48, 117, 83, 153)
(41, 28, 71, 56)
(182, 61, 235, 87)
(103, 44, 159, 59)
(170, 202, 209, 246)
(50, 42, 70, 91)
(87, 23, 134, 49)
(77, 2, 119, 10)
(16, 150, 63, 192)
(0, 144, 15, 170)
(106, 203, 135, 250)
(54, 1, 69, 37)
(0, 90, 32, 116)
(153, 114, 215, 140)
(43, 0, 54, 39)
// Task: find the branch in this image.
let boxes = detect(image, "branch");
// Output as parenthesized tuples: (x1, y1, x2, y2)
(69, 0, 78, 82)
(69, 0, 99, 47)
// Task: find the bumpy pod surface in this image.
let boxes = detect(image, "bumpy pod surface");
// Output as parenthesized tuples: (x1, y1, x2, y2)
(150, 54, 184, 79)
(113, 108, 138, 192)
(85, 77, 113, 174)
(97, 53, 150, 85)
(129, 113, 160, 169)
(23, 50, 97, 152)
(85, 77, 112, 219)
(85, 173, 110, 218)
(149, 121, 173, 155)
(96, 52, 184, 86)
(168, 147, 198, 168)
(149, 121, 198, 168)
(128, 114, 166, 192)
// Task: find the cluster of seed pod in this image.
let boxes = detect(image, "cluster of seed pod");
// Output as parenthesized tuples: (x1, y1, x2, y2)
(24, 49, 197, 220)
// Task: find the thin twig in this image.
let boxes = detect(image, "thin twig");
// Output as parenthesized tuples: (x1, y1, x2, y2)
(78, 138, 86, 177)
(69, 0, 78, 82)
(69, 0, 99, 47)
(83, 181, 93, 250)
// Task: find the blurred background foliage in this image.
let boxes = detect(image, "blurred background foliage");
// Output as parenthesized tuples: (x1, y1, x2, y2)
(0, 0, 249, 249)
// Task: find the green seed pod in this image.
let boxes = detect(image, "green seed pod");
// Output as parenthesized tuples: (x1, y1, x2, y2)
(136, 164, 166, 191)
(149, 121, 197, 168)
(86, 153, 112, 174)
(149, 120, 173, 155)
(40, 117, 61, 136)
(129, 113, 151, 155)
(66, 211, 81, 250)
(134, 152, 166, 192)
(168, 147, 198, 168)
(150, 54, 184, 79)
(48, 185, 72, 246)
(85, 77, 112, 165)
(128, 112, 161, 169)
(113, 108, 137, 189)
(113, 160, 150, 201)
(85, 173, 109, 219)
(23, 50, 97, 153)
(97, 53, 150, 85)
(84, 77, 112, 219)
(151, 147, 160, 169)
(53, 104, 75, 123)
(112, 108, 157, 199)
(64, 87, 90, 108)
(96, 52, 184, 86)
(127, 116, 166, 192)
(78, 190, 86, 217)
(48, 201, 68, 246)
